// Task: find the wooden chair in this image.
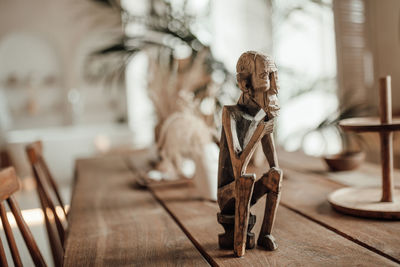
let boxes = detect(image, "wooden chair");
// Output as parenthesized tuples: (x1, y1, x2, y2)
(26, 141, 66, 267)
(0, 167, 47, 267)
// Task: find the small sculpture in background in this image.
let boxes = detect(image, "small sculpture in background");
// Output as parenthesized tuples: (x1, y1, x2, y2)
(217, 51, 283, 257)
(142, 48, 221, 201)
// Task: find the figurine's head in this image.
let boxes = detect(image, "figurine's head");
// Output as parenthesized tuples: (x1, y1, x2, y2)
(236, 51, 279, 113)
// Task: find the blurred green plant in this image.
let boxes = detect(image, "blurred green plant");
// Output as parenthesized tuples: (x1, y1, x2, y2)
(86, 0, 236, 129)
(288, 92, 376, 154)
(86, 0, 231, 89)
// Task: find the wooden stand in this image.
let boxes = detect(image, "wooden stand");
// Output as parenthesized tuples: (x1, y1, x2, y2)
(328, 76, 400, 219)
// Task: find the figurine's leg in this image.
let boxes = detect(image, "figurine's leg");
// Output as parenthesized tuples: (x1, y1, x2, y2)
(258, 133, 282, 250)
(249, 133, 280, 206)
(234, 174, 255, 257)
(217, 180, 256, 250)
(257, 167, 282, 250)
(217, 126, 240, 249)
(250, 172, 269, 206)
(217, 182, 235, 210)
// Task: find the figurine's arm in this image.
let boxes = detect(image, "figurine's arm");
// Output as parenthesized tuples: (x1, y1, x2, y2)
(261, 133, 278, 168)
(221, 106, 244, 179)
(222, 107, 242, 156)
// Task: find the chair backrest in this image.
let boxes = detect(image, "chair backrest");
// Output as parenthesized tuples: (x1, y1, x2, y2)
(25, 141, 66, 267)
(0, 167, 47, 267)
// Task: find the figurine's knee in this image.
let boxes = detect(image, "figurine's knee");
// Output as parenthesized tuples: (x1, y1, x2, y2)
(264, 167, 282, 194)
(217, 182, 236, 212)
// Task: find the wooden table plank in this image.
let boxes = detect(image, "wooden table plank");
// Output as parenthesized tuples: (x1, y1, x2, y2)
(277, 149, 400, 187)
(266, 150, 400, 263)
(63, 155, 209, 266)
(150, 184, 398, 266)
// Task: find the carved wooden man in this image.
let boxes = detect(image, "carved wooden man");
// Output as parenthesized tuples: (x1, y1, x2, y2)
(217, 51, 283, 257)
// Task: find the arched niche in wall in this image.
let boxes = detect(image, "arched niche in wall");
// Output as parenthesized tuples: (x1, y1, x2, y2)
(0, 32, 65, 130)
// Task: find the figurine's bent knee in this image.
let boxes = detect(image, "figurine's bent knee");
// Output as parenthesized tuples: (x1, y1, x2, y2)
(264, 167, 282, 194)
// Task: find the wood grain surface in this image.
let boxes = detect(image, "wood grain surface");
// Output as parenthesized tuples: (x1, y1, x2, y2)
(0, 167, 19, 202)
(328, 187, 400, 219)
(66, 150, 400, 266)
(63, 155, 208, 266)
(339, 117, 400, 132)
(379, 76, 395, 202)
(150, 184, 398, 266)
(277, 149, 400, 187)
(274, 150, 400, 263)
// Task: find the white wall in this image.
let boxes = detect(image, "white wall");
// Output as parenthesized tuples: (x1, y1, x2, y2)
(211, 0, 273, 73)
(0, 0, 124, 132)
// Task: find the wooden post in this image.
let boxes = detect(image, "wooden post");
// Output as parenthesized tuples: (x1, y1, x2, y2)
(379, 76, 394, 202)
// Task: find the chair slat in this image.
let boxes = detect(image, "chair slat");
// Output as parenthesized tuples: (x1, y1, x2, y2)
(0, 235, 9, 267)
(0, 168, 19, 202)
(0, 202, 22, 267)
(33, 164, 65, 245)
(39, 157, 67, 218)
(7, 196, 47, 267)
(26, 141, 67, 266)
(37, 189, 64, 267)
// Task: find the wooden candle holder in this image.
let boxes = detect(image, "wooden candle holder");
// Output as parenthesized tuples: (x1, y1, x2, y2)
(328, 76, 400, 219)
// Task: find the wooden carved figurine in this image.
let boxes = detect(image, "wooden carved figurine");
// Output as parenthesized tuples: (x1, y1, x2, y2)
(217, 51, 283, 257)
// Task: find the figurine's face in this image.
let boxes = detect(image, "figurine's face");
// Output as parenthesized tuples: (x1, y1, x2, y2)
(237, 53, 279, 113)
(248, 56, 279, 110)
(251, 56, 270, 93)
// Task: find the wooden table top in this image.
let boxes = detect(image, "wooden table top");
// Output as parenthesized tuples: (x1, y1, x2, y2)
(63, 149, 400, 266)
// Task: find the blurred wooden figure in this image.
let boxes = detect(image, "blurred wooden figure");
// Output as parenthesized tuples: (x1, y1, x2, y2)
(217, 51, 283, 257)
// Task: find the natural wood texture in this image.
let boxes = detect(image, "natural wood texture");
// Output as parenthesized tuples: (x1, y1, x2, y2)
(26, 141, 67, 214)
(0, 202, 22, 266)
(26, 141, 66, 267)
(340, 117, 400, 132)
(0, 167, 19, 202)
(379, 76, 392, 124)
(328, 187, 400, 219)
(379, 76, 394, 202)
(281, 169, 400, 263)
(270, 150, 400, 263)
(0, 234, 7, 267)
(217, 51, 282, 257)
(150, 184, 398, 266)
(234, 175, 255, 257)
(0, 150, 12, 169)
(277, 148, 400, 188)
(333, 76, 400, 218)
(63, 155, 208, 266)
(68, 150, 400, 265)
(0, 167, 47, 267)
(323, 151, 365, 171)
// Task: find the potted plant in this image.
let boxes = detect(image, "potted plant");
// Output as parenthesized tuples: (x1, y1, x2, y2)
(311, 100, 375, 171)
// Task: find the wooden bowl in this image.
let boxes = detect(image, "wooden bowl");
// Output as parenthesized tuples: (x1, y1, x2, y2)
(323, 151, 365, 172)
